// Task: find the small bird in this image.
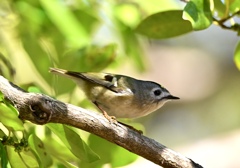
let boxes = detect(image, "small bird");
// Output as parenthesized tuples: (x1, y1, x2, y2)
(50, 68, 179, 120)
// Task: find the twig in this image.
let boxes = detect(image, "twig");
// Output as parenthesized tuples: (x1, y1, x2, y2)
(215, 10, 240, 24)
(212, 10, 240, 31)
(0, 75, 203, 168)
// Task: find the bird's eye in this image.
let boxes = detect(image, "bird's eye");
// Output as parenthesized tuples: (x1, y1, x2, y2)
(104, 75, 114, 82)
(153, 89, 161, 96)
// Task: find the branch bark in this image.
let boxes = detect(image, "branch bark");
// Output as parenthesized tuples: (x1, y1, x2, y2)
(0, 75, 203, 168)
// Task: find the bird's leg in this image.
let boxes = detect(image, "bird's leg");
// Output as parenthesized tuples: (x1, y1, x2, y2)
(93, 101, 117, 124)
(93, 101, 142, 134)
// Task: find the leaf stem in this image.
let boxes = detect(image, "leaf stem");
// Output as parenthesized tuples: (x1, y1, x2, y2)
(213, 10, 240, 31)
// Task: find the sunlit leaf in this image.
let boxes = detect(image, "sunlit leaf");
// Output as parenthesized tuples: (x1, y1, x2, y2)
(43, 137, 79, 168)
(7, 147, 26, 168)
(0, 129, 6, 137)
(0, 103, 24, 131)
(80, 134, 117, 167)
(183, 0, 212, 30)
(234, 41, 240, 70)
(229, 0, 240, 13)
(136, 10, 192, 39)
(213, 0, 227, 18)
(28, 134, 53, 167)
(47, 124, 99, 162)
(27, 86, 42, 93)
(40, 0, 90, 48)
(115, 4, 141, 27)
(63, 126, 99, 162)
(7, 146, 38, 168)
(112, 145, 138, 167)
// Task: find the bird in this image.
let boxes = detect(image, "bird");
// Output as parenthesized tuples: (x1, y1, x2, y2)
(50, 67, 179, 122)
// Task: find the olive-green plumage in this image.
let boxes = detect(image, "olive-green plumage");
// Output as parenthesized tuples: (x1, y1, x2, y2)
(50, 68, 179, 118)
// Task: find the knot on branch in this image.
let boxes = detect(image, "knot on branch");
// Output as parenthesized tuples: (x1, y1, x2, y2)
(18, 94, 55, 125)
(17, 93, 68, 125)
(29, 102, 52, 124)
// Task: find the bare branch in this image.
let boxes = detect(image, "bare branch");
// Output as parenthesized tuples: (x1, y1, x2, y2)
(0, 75, 203, 168)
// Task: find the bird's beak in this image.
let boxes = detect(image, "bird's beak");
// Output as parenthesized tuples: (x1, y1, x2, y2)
(166, 95, 180, 100)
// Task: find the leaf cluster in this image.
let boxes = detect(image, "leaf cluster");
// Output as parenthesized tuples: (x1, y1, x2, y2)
(136, 0, 240, 69)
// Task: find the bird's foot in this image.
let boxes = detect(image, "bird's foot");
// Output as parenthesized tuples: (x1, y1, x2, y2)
(102, 111, 142, 134)
(93, 101, 118, 124)
(102, 110, 118, 124)
(93, 101, 142, 133)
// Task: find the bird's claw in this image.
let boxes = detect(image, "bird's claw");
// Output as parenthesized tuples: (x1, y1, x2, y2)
(102, 110, 118, 124)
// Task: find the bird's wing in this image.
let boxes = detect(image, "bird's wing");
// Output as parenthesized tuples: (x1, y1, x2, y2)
(50, 68, 127, 94)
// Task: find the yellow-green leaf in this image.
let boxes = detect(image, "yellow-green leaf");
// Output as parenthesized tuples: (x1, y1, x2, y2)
(234, 41, 240, 70)
(40, 0, 90, 48)
(47, 124, 99, 162)
(0, 103, 24, 131)
(136, 10, 192, 39)
(28, 134, 53, 167)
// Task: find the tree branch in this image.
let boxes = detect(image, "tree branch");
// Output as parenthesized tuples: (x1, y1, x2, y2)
(0, 75, 203, 168)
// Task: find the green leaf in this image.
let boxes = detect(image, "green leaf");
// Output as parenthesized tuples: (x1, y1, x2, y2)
(15, 1, 46, 33)
(0, 92, 3, 101)
(0, 103, 24, 131)
(40, 0, 90, 48)
(81, 134, 117, 167)
(114, 3, 141, 27)
(234, 41, 240, 70)
(21, 33, 52, 85)
(7, 146, 38, 168)
(27, 86, 42, 93)
(47, 124, 99, 162)
(213, 0, 227, 18)
(7, 147, 26, 168)
(136, 10, 192, 39)
(0, 141, 8, 168)
(82, 134, 137, 167)
(72, 9, 99, 35)
(43, 136, 78, 168)
(0, 129, 6, 137)
(183, 0, 212, 30)
(28, 134, 53, 167)
(61, 44, 117, 72)
(118, 21, 146, 71)
(229, 0, 240, 13)
(111, 145, 138, 167)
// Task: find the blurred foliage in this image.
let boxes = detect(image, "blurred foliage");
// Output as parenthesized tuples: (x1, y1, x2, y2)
(136, 10, 193, 38)
(0, 0, 239, 167)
